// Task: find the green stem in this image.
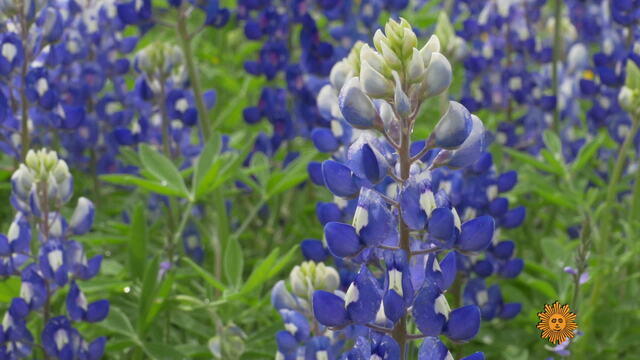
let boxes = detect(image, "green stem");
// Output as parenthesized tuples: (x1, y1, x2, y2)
(392, 111, 412, 359)
(600, 116, 639, 251)
(176, 10, 211, 141)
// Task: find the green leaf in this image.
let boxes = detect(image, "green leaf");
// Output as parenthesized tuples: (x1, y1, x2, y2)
(100, 174, 186, 197)
(118, 147, 143, 167)
(138, 257, 159, 335)
(139, 144, 189, 198)
(572, 133, 606, 172)
(519, 276, 559, 300)
(0, 277, 21, 303)
(224, 238, 244, 286)
(100, 307, 138, 338)
(504, 148, 562, 175)
(266, 151, 317, 197)
(542, 130, 563, 155)
(182, 257, 227, 291)
(193, 134, 222, 195)
(539, 149, 565, 175)
(128, 205, 147, 280)
(143, 273, 174, 332)
(143, 342, 188, 360)
(240, 248, 280, 294)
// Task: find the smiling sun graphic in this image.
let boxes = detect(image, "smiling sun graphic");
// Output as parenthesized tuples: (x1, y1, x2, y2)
(536, 301, 578, 344)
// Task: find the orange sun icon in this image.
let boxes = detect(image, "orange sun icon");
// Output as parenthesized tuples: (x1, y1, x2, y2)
(536, 301, 578, 344)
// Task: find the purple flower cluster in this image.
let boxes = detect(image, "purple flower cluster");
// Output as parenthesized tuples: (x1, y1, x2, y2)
(238, 0, 411, 157)
(2, 149, 107, 359)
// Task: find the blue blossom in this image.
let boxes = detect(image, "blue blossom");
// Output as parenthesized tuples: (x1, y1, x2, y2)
(0, 149, 108, 359)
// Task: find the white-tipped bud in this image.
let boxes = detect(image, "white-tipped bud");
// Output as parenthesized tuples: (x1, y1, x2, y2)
(70, 197, 95, 235)
(407, 48, 425, 84)
(51, 159, 70, 185)
(360, 61, 393, 98)
(11, 165, 34, 201)
(339, 77, 379, 128)
(289, 261, 340, 299)
(317, 85, 341, 120)
(25, 150, 38, 170)
(380, 40, 402, 70)
(373, 29, 387, 54)
(422, 52, 452, 98)
(402, 27, 418, 57)
(378, 101, 401, 144)
(619, 86, 635, 112)
(330, 60, 352, 91)
(360, 44, 388, 76)
(567, 43, 588, 74)
(393, 72, 411, 117)
(420, 35, 441, 67)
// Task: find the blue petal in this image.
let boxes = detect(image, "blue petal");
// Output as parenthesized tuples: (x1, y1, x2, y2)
(430, 101, 472, 149)
(324, 222, 363, 258)
(473, 260, 494, 278)
(497, 171, 518, 192)
(489, 197, 509, 217)
(499, 258, 524, 278)
(500, 206, 526, 228)
(307, 162, 325, 186)
(345, 266, 381, 324)
(460, 352, 485, 360)
(412, 284, 446, 336)
(301, 239, 328, 262)
(322, 160, 359, 198)
(339, 77, 378, 129)
(444, 305, 481, 342)
(428, 208, 454, 241)
(311, 128, 340, 153)
(457, 216, 494, 252)
(498, 303, 521, 319)
(417, 337, 450, 360)
(312, 290, 349, 327)
(492, 241, 515, 259)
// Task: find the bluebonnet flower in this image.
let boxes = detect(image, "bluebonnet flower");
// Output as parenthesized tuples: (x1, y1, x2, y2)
(270, 18, 527, 359)
(1, 149, 108, 359)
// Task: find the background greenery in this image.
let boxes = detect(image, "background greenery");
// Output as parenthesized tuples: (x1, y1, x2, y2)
(1, 0, 639, 359)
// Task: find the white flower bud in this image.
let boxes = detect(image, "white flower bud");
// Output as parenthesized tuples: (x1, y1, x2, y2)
(380, 40, 402, 70)
(360, 60, 393, 98)
(422, 52, 452, 98)
(360, 44, 388, 76)
(51, 159, 70, 185)
(407, 48, 425, 84)
(317, 85, 341, 120)
(25, 149, 38, 170)
(393, 71, 411, 117)
(619, 86, 634, 112)
(373, 29, 387, 54)
(329, 60, 352, 91)
(420, 35, 441, 67)
(289, 261, 340, 299)
(402, 27, 417, 57)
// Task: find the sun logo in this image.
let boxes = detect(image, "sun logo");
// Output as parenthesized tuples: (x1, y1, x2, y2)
(536, 301, 578, 344)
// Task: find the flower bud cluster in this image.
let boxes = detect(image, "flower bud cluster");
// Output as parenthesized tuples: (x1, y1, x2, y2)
(2, 148, 108, 359)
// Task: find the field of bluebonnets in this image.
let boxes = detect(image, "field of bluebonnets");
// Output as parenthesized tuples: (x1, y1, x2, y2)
(1, 0, 640, 359)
